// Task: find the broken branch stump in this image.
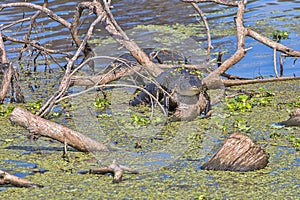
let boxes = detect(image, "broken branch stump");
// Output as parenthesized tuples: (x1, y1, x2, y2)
(201, 132, 269, 172)
(9, 106, 111, 152)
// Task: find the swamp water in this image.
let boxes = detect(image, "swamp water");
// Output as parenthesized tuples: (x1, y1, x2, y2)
(0, 0, 299, 199)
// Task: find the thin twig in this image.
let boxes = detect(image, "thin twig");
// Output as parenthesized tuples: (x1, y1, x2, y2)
(191, 2, 212, 61)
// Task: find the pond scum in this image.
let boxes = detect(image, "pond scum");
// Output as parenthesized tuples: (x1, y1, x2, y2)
(0, 80, 299, 199)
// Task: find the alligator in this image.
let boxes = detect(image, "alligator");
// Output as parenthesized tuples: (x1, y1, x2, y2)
(129, 67, 211, 121)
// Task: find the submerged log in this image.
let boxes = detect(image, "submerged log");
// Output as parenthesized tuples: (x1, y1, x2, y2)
(9, 107, 111, 152)
(279, 108, 300, 127)
(201, 132, 269, 172)
(0, 170, 42, 188)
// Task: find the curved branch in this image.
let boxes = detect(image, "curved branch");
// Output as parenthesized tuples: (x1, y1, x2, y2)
(191, 2, 212, 61)
(0, 2, 71, 29)
(246, 28, 300, 57)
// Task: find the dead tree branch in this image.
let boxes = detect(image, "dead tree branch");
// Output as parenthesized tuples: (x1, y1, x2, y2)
(203, 1, 247, 89)
(0, 170, 43, 188)
(10, 106, 111, 152)
(181, 0, 300, 88)
(98, 0, 162, 76)
(37, 9, 105, 117)
(246, 28, 300, 57)
(191, 2, 212, 61)
(89, 161, 138, 183)
(182, 0, 240, 6)
(222, 76, 300, 87)
(0, 31, 24, 103)
(0, 33, 12, 103)
(0, 2, 71, 28)
(17, 1, 46, 61)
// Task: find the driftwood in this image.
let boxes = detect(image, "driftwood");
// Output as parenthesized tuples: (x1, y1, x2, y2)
(0, 170, 42, 188)
(279, 108, 300, 127)
(9, 107, 111, 152)
(87, 161, 138, 183)
(201, 132, 269, 172)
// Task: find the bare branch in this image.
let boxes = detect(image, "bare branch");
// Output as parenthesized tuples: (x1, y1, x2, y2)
(99, 0, 163, 76)
(191, 2, 212, 61)
(10, 107, 111, 152)
(223, 76, 300, 87)
(181, 0, 241, 6)
(0, 170, 42, 188)
(246, 28, 300, 57)
(0, 2, 71, 28)
(203, 1, 247, 89)
(0, 31, 12, 103)
(2, 34, 69, 55)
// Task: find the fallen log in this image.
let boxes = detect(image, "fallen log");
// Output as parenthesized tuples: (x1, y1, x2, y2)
(201, 132, 269, 172)
(0, 170, 42, 188)
(9, 106, 111, 152)
(279, 108, 300, 127)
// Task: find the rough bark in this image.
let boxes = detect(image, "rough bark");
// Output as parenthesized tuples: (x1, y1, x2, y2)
(9, 107, 111, 152)
(201, 132, 269, 171)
